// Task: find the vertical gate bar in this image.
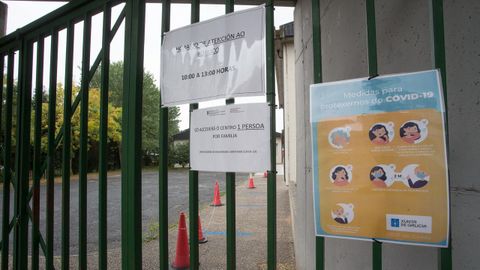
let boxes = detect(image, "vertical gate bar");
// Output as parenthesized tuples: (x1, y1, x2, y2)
(12, 49, 20, 269)
(188, 0, 200, 268)
(0, 56, 2, 262)
(1, 52, 14, 270)
(226, 169, 235, 270)
(311, 0, 322, 84)
(366, 0, 378, 77)
(0, 54, 1, 256)
(188, 167, 199, 270)
(0, 58, 2, 255)
(0, 55, 3, 141)
(0, 58, 2, 251)
(311, 0, 324, 267)
(13, 38, 34, 270)
(266, 0, 277, 269)
(159, 0, 170, 267)
(121, 0, 145, 269)
(224, 1, 236, 269)
(99, 4, 112, 270)
(372, 242, 382, 270)
(0, 54, 2, 265)
(46, 30, 59, 270)
(432, 0, 447, 92)
(431, 0, 452, 269)
(32, 37, 45, 270)
(62, 21, 74, 270)
(79, 13, 92, 270)
(365, 0, 381, 269)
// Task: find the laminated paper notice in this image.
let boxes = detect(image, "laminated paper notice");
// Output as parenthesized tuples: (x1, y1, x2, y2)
(161, 6, 266, 106)
(190, 103, 270, 172)
(310, 70, 449, 247)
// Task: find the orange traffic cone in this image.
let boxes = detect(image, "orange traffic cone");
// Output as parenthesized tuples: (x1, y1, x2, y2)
(248, 177, 256, 189)
(172, 212, 190, 269)
(210, 181, 223, 207)
(198, 216, 208, 244)
(263, 171, 268, 178)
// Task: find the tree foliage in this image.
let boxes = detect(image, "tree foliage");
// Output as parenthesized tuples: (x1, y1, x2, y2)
(90, 61, 180, 165)
(172, 142, 189, 168)
(12, 61, 182, 174)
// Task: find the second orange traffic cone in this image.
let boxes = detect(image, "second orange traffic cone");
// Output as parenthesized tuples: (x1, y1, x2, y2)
(171, 212, 190, 269)
(248, 176, 256, 189)
(198, 215, 208, 244)
(210, 181, 223, 207)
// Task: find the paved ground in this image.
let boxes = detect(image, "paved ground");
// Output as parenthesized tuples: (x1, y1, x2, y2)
(0, 169, 248, 255)
(56, 173, 295, 269)
(1, 168, 295, 269)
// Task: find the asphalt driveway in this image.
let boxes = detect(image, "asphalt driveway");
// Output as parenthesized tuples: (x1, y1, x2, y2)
(0, 169, 248, 255)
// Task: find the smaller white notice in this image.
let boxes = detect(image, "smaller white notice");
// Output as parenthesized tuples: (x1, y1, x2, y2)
(190, 103, 271, 172)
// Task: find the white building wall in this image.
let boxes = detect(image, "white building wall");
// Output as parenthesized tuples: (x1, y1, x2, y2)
(289, 0, 480, 269)
(276, 137, 283, 164)
(284, 41, 297, 184)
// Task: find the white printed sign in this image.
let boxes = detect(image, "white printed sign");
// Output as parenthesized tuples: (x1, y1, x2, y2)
(190, 103, 270, 172)
(160, 5, 266, 106)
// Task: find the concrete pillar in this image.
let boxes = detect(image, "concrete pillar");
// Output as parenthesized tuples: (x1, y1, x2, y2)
(290, 0, 480, 269)
(0, 1, 6, 37)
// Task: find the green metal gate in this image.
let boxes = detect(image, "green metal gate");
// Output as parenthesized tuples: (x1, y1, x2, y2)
(0, 0, 278, 269)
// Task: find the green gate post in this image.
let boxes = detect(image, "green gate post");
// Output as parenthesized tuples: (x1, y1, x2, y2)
(1, 52, 14, 270)
(188, 0, 200, 268)
(122, 0, 146, 269)
(311, 0, 324, 268)
(13, 38, 33, 270)
(99, 3, 111, 270)
(188, 0, 201, 268)
(32, 37, 44, 270)
(366, 0, 378, 77)
(159, 0, 170, 268)
(225, 167, 235, 270)
(46, 30, 58, 270)
(62, 21, 74, 270)
(431, 0, 452, 269)
(0, 56, 2, 259)
(365, 0, 382, 269)
(224, 1, 236, 270)
(189, 0, 200, 267)
(266, 0, 276, 269)
(79, 14, 91, 269)
(0, 54, 3, 143)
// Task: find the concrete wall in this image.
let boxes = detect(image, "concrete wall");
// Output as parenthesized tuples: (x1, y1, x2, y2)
(289, 0, 480, 269)
(284, 41, 297, 184)
(276, 136, 283, 164)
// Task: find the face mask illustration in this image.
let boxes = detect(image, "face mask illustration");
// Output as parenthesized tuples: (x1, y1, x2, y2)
(370, 164, 430, 189)
(370, 164, 396, 188)
(328, 126, 351, 149)
(400, 164, 430, 188)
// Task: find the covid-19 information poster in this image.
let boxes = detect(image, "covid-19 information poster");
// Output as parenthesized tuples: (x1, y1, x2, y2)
(310, 70, 449, 247)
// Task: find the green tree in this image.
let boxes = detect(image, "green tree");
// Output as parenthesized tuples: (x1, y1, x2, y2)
(91, 61, 181, 164)
(172, 142, 189, 168)
(30, 85, 123, 173)
(32, 85, 122, 153)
